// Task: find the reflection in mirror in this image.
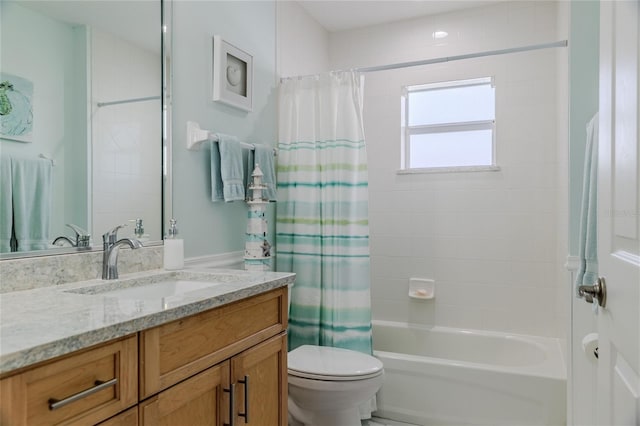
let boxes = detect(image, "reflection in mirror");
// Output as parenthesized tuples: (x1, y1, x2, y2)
(0, 0, 163, 257)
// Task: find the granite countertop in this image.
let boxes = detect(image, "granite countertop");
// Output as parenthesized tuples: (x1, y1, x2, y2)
(0, 268, 295, 375)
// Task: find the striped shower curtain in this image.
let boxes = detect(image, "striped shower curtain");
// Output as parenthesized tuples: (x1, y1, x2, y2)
(276, 71, 372, 355)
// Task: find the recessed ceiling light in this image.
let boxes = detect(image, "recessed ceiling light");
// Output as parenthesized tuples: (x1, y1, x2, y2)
(432, 31, 449, 39)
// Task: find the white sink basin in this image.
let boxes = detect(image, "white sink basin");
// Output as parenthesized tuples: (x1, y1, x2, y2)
(67, 280, 223, 300)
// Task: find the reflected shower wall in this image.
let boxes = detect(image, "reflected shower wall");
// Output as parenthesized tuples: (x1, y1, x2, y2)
(90, 28, 162, 241)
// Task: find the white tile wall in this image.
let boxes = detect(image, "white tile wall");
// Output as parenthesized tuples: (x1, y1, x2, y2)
(91, 29, 162, 242)
(329, 1, 569, 338)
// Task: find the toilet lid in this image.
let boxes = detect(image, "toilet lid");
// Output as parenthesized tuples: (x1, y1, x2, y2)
(288, 345, 383, 381)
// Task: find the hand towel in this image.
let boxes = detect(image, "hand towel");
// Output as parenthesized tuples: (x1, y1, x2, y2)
(211, 133, 245, 202)
(210, 140, 224, 202)
(575, 112, 599, 294)
(11, 157, 53, 251)
(0, 156, 12, 252)
(248, 144, 277, 201)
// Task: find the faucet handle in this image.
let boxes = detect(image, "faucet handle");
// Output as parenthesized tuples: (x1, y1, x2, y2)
(66, 224, 91, 248)
(102, 224, 127, 244)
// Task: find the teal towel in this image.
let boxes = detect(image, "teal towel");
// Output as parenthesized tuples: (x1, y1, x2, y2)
(210, 140, 224, 202)
(575, 112, 599, 293)
(248, 144, 277, 201)
(211, 134, 245, 202)
(11, 157, 53, 251)
(0, 156, 12, 252)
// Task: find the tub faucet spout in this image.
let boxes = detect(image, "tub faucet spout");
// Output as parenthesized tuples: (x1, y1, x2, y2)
(102, 224, 143, 280)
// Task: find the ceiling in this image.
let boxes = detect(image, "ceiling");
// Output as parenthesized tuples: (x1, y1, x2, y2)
(297, 0, 502, 32)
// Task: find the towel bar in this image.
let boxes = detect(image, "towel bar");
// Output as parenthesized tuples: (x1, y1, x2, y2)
(186, 121, 277, 155)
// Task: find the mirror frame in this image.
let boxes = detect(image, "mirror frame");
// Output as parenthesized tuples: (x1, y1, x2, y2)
(0, 0, 170, 260)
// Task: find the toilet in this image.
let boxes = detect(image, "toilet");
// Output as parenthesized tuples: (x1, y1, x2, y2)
(287, 344, 384, 426)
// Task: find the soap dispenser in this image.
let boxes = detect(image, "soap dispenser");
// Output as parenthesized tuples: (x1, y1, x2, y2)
(131, 218, 149, 242)
(164, 219, 184, 270)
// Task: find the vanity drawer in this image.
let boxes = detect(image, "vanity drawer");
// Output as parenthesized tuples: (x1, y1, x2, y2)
(0, 335, 137, 426)
(140, 287, 287, 398)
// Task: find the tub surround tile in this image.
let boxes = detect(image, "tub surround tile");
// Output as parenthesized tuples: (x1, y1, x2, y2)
(0, 245, 163, 293)
(0, 268, 295, 375)
(326, 0, 567, 339)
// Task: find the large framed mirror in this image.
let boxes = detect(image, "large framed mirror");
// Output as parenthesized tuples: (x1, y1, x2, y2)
(0, 0, 169, 258)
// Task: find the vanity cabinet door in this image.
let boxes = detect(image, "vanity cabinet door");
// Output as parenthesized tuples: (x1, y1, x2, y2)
(231, 334, 288, 426)
(139, 287, 287, 398)
(0, 335, 137, 426)
(139, 361, 229, 426)
(139, 334, 288, 426)
(98, 406, 138, 426)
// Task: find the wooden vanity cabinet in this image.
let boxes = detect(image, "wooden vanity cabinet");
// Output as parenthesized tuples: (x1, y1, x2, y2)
(139, 361, 228, 425)
(0, 336, 137, 426)
(0, 286, 289, 426)
(230, 334, 288, 425)
(97, 407, 138, 426)
(139, 333, 287, 426)
(139, 287, 288, 426)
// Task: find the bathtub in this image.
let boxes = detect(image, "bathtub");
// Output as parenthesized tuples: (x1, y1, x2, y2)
(372, 320, 566, 426)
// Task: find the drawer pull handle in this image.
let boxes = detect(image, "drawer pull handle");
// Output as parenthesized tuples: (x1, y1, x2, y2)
(48, 378, 118, 411)
(239, 375, 249, 423)
(223, 383, 236, 426)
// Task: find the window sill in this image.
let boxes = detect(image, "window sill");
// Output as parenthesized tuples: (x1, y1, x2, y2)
(397, 165, 501, 175)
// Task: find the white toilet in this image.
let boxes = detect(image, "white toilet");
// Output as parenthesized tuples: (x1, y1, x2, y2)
(287, 344, 384, 426)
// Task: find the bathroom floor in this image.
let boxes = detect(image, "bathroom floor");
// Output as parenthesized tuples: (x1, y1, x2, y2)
(362, 417, 420, 426)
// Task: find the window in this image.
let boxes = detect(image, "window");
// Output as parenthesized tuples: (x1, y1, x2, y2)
(401, 77, 496, 171)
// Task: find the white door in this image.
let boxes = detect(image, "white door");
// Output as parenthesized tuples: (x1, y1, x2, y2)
(595, 1, 640, 424)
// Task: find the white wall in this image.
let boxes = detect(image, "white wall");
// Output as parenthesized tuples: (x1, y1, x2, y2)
(276, 1, 330, 78)
(567, 2, 600, 424)
(329, 1, 569, 337)
(172, 1, 277, 258)
(91, 28, 162, 242)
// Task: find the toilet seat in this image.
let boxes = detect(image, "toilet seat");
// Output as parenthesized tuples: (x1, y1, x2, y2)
(288, 345, 383, 381)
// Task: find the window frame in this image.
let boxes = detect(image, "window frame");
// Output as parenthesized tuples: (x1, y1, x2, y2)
(400, 77, 499, 173)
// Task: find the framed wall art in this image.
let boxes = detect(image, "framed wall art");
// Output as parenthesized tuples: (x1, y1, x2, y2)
(212, 35, 253, 112)
(0, 73, 33, 143)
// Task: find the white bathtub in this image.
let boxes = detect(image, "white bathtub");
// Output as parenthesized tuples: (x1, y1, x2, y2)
(372, 320, 567, 426)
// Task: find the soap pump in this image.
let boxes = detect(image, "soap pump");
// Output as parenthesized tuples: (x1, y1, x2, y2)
(134, 218, 144, 238)
(130, 218, 150, 242)
(164, 219, 184, 270)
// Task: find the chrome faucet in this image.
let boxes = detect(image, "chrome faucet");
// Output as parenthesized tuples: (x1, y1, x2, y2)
(53, 224, 91, 248)
(102, 224, 143, 280)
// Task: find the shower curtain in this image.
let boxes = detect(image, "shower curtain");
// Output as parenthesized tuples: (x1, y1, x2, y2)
(276, 71, 372, 355)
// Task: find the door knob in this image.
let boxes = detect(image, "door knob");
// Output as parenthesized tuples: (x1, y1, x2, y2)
(578, 277, 607, 308)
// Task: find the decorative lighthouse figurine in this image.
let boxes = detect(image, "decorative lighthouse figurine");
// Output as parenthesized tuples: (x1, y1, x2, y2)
(245, 163, 272, 271)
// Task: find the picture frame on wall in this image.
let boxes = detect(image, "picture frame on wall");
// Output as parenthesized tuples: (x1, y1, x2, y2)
(0, 73, 34, 143)
(212, 35, 253, 112)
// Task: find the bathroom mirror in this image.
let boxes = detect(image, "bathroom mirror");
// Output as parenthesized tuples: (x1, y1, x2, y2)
(0, 0, 167, 258)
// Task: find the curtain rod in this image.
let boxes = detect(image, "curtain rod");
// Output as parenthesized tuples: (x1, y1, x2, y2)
(97, 95, 161, 108)
(281, 40, 568, 81)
